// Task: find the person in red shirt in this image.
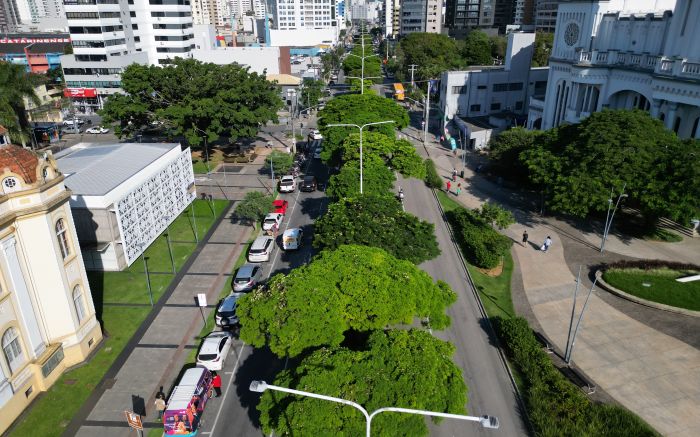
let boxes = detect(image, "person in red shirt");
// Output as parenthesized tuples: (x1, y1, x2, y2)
(212, 372, 222, 397)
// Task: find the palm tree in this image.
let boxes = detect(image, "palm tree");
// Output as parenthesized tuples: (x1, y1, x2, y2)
(0, 61, 40, 147)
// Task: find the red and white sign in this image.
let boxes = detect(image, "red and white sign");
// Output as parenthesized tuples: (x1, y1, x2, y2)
(64, 88, 97, 98)
(0, 37, 70, 44)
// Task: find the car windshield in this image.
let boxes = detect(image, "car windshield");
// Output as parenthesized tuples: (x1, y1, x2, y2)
(198, 353, 217, 361)
(249, 248, 264, 254)
(304, 177, 313, 183)
(264, 218, 276, 224)
(281, 180, 293, 185)
(234, 277, 250, 284)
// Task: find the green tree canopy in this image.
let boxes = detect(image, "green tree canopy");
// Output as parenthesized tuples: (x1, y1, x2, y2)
(395, 33, 465, 83)
(314, 195, 440, 263)
(300, 79, 324, 109)
(99, 58, 282, 146)
(237, 245, 457, 357)
(340, 132, 426, 178)
(0, 61, 40, 147)
(264, 150, 294, 176)
(258, 329, 467, 437)
(532, 32, 554, 67)
(462, 30, 493, 66)
(342, 42, 382, 85)
(520, 109, 699, 224)
(488, 127, 541, 183)
(326, 155, 396, 198)
(475, 202, 516, 230)
(234, 191, 273, 228)
(318, 93, 409, 164)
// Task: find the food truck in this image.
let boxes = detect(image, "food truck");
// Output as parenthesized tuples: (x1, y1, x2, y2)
(163, 367, 213, 435)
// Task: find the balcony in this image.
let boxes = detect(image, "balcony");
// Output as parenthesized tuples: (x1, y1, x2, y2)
(654, 57, 700, 80)
(577, 50, 662, 72)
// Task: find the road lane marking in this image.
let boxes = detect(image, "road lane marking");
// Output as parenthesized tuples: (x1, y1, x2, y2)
(209, 342, 247, 436)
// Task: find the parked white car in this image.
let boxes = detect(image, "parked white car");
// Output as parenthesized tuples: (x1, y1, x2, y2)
(86, 126, 109, 134)
(308, 129, 323, 140)
(248, 236, 274, 262)
(195, 331, 233, 371)
(262, 213, 283, 232)
(279, 175, 296, 193)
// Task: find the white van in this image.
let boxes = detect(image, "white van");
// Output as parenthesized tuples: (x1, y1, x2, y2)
(282, 228, 303, 250)
(248, 236, 274, 262)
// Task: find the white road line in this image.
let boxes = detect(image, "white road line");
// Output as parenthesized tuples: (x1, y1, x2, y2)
(209, 342, 247, 436)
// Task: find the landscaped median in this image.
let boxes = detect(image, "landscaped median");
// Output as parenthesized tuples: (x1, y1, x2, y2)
(435, 190, 658, 436)
(9, 199, 229, 437)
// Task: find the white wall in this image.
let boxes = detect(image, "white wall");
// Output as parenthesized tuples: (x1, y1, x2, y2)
(269, 28, 338, 47)
(192, 46, 281, 74)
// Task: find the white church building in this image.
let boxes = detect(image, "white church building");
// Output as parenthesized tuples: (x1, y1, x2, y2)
(528, 0, 700, 139)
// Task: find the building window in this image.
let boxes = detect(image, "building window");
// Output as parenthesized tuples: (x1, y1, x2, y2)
(515, 101, 523, 110)
(2, 177, 20, 193)
(490, 102, 501, 111)
(56, 218, 71, 259)
(73, 285, 87, 323)
(2, 327, 25, 374)
(470, 104, 481, 112)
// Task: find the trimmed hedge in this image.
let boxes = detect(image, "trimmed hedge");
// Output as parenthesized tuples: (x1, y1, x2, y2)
(424, 158, 443, 189)
(494, 317, 659, 437)
(446, 208, 512, 269)
(604, 259, 700, 272)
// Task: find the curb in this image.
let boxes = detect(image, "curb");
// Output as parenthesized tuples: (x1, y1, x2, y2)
(595, 270, 700, 318)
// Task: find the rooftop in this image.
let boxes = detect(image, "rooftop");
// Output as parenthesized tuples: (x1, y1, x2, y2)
(57, 143, 179, 196)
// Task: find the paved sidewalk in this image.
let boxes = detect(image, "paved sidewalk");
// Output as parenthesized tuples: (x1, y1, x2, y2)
(66, 204, 252, 437)
(405, 125, 700, 437)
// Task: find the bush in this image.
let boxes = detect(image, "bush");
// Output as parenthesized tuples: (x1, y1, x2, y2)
(446, 208, 512, 269)
(494, 317, 659, 437)
(424, 159, 442, 189)
(603, 259, 700, 271)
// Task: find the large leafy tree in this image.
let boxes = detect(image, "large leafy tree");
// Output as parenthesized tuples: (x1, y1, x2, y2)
(342, 36, 382, 85)
(488, 127, 541, 183)
(340, 132, 426, 179)
(299, 79, 324, 109)
(521, 110, 699, 224)
(237, 245, 457, 357)
(99, 58, 282, 146)
(532, 32, 554, 67)
(462, 30, 493, 66)
(318, 93, 409, 164)
(257, 329, 467, 437)
(314, 195, 440, 263)
(395, 33, 465, 83)
(326, 155, 396, 198)
(0, 61, 40, 147)
(234, 191, 273, 228)
(264, 150, 294, 176)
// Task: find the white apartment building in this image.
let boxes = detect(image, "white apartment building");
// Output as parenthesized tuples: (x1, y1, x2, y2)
(214, 0, 230, 25)
(530, 0, 700, 139)
(13, 0, 67, 31)
(232, 0, 266, 19)
(192, 0, 216, 24)
(266, 0, 339, 46)
(62, 0, 195, 113)
(400, 0, 442, 35)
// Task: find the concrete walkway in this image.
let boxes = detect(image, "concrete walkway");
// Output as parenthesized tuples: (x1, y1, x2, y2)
(405, 124, 700, 437)
(65, 205, 252, 437)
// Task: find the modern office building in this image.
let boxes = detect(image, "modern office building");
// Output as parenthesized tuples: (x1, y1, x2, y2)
(530, 0, 700, 139)
(0, 0, 22, 32)
(400, 0, 442, 35)
(232, 0, 266, 19)
(11, 0, 67, 31)
(444, 0, 494, 37)
(192, 0, 217, 25)
(440, 32, 548, 148)
(534, 0, 562, 32)
(61, 0, 196, 113)
(57, 143, 196, 271)
(514, 0, 534, 26)
(0, 144, 102, 435)
(265, 0, 339, 46)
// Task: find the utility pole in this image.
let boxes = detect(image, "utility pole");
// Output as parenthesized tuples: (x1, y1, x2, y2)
(423, 80, 432, 144)
(409, 64, 418, 87)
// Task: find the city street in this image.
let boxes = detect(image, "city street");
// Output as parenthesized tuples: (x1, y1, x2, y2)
(197, 155, 332, 437)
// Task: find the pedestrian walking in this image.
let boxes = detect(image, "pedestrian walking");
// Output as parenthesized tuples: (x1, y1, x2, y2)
(155, 395, 166, 421)
(212, 372, 222, 397)
(456, 183, 462, 196)
(446, 180, 451, 192)
(452, 168, 457, 181)
(522, 230, 529, 247)
(156, 386, 165, 401)
(541, 236, 552, 252)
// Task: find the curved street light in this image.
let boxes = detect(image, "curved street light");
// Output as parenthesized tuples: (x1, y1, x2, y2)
(249, 380, 500, 436)
(326, 120, 395, 194)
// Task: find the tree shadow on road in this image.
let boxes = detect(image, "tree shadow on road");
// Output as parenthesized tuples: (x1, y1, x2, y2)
(234, 346, 285, 428)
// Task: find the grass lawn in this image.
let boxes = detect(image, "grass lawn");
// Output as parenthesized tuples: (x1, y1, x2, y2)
(192, 149, 224, 174)
(9, 306, 151, 437)
(9, 200, 230, 437)
(436, 189, 462, 213)
(603, 268, 700, 311)
(467, 253, 515, 319)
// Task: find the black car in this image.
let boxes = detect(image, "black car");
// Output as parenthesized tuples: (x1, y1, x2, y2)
(300, 175, 317, 192)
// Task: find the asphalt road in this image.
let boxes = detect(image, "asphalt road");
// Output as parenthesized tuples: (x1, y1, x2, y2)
(198, 152, 331, 437)
(398, 174, 528, 437)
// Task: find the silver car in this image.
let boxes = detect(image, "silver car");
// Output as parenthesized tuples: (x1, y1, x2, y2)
(233, 263, 263, 292)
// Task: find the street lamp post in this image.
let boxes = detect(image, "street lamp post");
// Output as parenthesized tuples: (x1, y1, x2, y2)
(250, 381, 499, 436)
(600, 183, 628, 253)
(139, 243, 154, 306)
(345, 35, 380, 94)
(327, 120, 395, 194)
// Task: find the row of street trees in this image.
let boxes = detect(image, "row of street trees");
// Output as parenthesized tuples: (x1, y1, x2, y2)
(488, 110, 700, 228)
(237, 85, 468, 433)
